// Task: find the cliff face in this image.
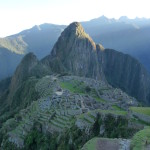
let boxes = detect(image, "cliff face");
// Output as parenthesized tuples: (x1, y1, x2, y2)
(10, 53, 38, 89)
(101, 49, 150, 105)
(8, 53, 38, 103)
(43, 22, 150, 104)
(43, 22, 105, 80)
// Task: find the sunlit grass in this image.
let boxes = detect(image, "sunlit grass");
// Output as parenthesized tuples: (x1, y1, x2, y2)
(131, 128, 150, 150)
(130, 107, 150, 116)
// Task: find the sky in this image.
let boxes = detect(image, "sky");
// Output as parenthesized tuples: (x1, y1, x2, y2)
(0, 0, 150, 37)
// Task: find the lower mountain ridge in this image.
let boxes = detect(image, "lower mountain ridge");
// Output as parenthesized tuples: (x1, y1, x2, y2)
(0, 22, 150, 150)
(0, 24, 65, 80)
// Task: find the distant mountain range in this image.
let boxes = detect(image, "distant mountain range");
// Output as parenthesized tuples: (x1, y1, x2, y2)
(82, 16, 150, 73)
(0, 24, 65, 80)
(0, 16, 150, 80)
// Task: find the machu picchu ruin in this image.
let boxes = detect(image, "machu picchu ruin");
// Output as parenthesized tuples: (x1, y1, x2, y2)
(0, 75, 149, 149)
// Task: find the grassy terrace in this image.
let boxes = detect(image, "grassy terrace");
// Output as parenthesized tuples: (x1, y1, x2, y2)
(60, 81, 85, 94)
(78, 109, 127, 121)
(130, 107, 150, 116)
(130, 118, 150, 126)
(94, 96, 106, 103)
(131, 128, 150, 150)
(82, 138, 119, 150)
(60, 81, 107, 104)
(95, 109, 127, 116)
(82, 137, 98, 150)
(112, 105, 124, 111)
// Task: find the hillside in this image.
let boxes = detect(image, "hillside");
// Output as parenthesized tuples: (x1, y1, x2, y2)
(0, 75, 140, 149)
(0, 24, 65, 80)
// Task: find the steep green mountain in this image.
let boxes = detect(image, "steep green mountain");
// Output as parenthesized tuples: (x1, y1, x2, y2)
(43, 22, 150, 105)
(0, 53, 50, 125)
(42, 22, 105, 80)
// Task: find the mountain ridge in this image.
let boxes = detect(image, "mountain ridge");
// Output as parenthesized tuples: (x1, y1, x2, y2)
(1, 16, 150, 80)
(1, 22, 150, 105)
(42, 22, 150, 105)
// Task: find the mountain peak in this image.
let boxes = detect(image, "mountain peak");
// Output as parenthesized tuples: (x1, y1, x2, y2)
(68, 22, 81, 29)
(64, 22, 92, 39)
(21, 52, 38, 64)
(119, 16, 129, 21)
(43, 22, 105, 80)
(50, 22, 96, 58)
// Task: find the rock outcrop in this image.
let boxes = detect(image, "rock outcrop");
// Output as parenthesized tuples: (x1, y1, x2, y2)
(42, 22, 105, 81)
(101, 49, 150, 105)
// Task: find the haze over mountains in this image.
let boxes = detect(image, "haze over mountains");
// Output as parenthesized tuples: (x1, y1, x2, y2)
(0, 16, 150, 80)
(82, 16, 150, 72)
(0, 24, 65, 80)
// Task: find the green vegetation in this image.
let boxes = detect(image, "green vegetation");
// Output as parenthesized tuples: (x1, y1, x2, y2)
(24, 125, 85, 150)
(96, 109, 127, 116)
(60, 80, 106, 104)
(82, 137, 98, 150)
(60, 81, 84, 94)
(112, 105, 124, 111)
(0, 77, 39, 146)
(12, 77, 39, 109)
(104, 114, 129, 138)
(25, 129, 50, 150)
(94, 96, 106, 103)
(23, 111, 134, 150)
(130, 117, 150, 126)
(131, 128, 150, 150)
(130, 107, 150, 116)
(1, 138, 20, 150)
